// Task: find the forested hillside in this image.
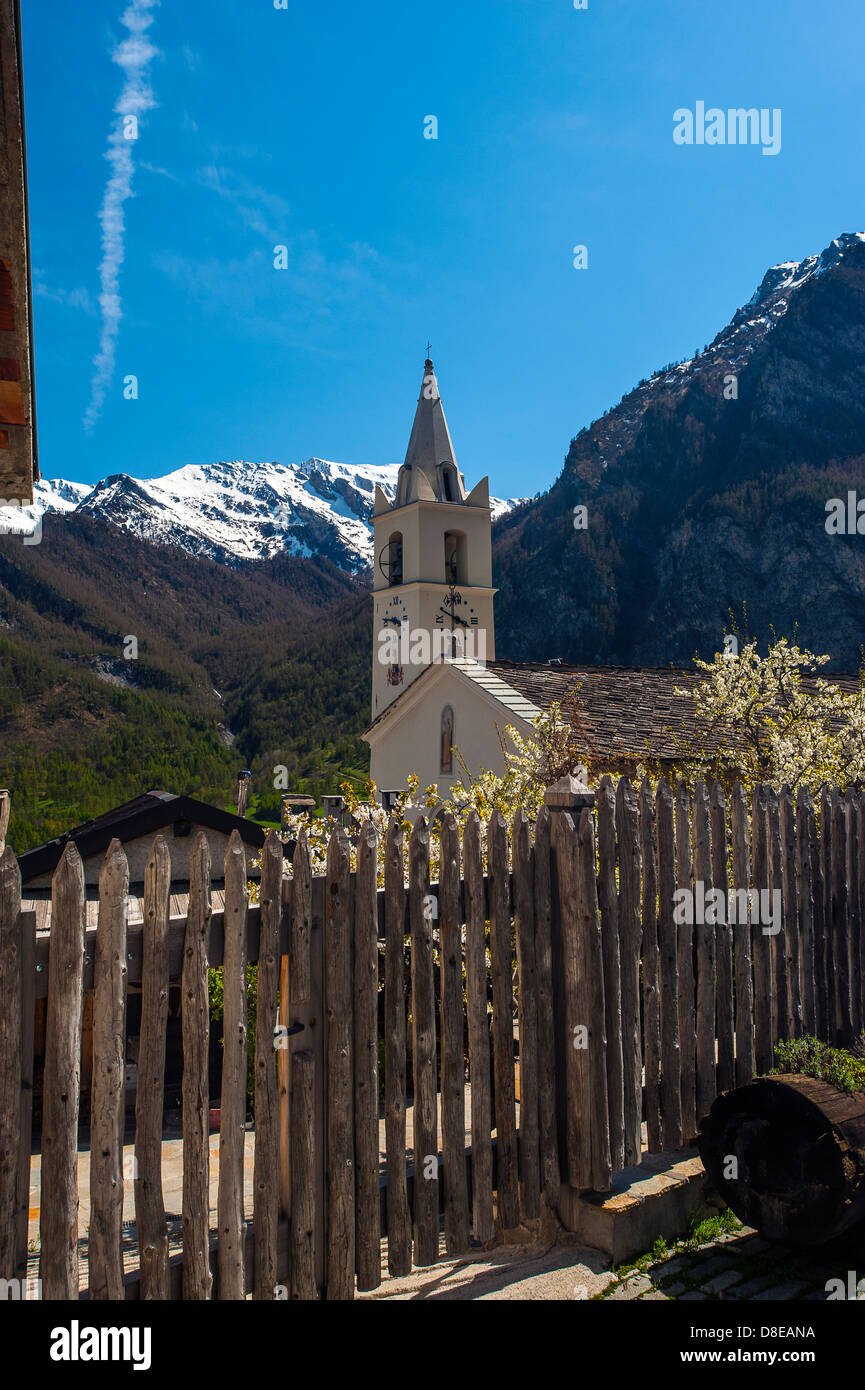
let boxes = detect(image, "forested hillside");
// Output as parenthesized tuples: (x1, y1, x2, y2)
(0, 513, 371, 852)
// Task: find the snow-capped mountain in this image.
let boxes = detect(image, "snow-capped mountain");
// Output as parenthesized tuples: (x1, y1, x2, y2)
(13, 459, 523, 570)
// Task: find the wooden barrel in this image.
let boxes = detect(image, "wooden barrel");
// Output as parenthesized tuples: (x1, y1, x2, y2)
(699, 1074, 865, 1245)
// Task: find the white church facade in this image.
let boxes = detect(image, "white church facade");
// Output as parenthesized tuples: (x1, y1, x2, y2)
(363, 356, 548, 797)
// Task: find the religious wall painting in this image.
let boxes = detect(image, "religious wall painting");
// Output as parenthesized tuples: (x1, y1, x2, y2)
(440, 703, 454, 775)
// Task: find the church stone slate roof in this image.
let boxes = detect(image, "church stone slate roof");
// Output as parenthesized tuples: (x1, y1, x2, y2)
(365, 654, 862, 770)
(486, 659, 862, 766)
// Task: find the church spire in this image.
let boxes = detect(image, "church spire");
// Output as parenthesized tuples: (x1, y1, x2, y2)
(400, 355, 466, 502)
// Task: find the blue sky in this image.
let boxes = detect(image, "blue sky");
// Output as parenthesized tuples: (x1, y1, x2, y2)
(24, 0, 865, 497)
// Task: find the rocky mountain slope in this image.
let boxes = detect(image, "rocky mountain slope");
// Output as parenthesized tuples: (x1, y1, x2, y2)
(493, 231, 865, 672)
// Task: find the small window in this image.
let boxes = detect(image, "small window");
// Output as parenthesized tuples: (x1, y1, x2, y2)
(386, 532, 403, 585)
(440, 705, 454, 775)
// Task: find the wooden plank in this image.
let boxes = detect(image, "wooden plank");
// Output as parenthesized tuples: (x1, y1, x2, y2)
(354, 818, 381, 1289)
(254, 830, 284, 1299)
(89, 840, 129, 1301)
(135, 834, 171, 1301)
(656, 780, 682, 1147)
(675, 781, 696, 1139)
(639, 778, 662, 1154)
(859, 791, 865, 1036)
(488, 809, 519, 1226)
(217, 832, 248, 1300)
(552, 809, 588, 1188)
(439, 811, 470, 1249)
(846, 789, 862, 1040)
(751, 786, 772, 1075)
(410, 816, 438, 1263)
(325, 826, 355, 1297)
(384, 818, 411, 1272)
(308, 874, 327, 1295)
(531, 807, 560, 1205)
(0, 791, 9, 853)
(831, 789, 851, 1044)
(289, 1049, 316, 1300)
(617, 779, 642, 1166)
(693, 781, 715, 1125)
(277, 944, 290, 1223)
(731, 784, 754, 1087)
(796, 789, 816, 1036)
(818, 787, 832, 1042)
(512, 808, 540, 1220)
(597, 776, 624, 1170)
(284, 829, 312, 1229)
(766, 788, 787, 1049)
(182, 832, 212, 1301)
(779, 786, 801, 1040)
(710, 782, 734, 1095)
(14, 906, 34, 1281)
(289, 831, 323, 1298)
(40, 843, 86, 1300)
(464, 811, 494, 1244)
(578, 807, 611, 1190)
(0, 846, 21, 1277)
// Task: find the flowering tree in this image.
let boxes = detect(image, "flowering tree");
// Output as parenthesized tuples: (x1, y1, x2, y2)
(280, 687, 588, 881)
(675, 638, 865, 793)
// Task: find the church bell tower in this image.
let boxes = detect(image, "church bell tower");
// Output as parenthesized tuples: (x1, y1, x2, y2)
(371, 357, 496, 720)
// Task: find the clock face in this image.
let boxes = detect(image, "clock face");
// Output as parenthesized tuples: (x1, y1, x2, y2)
(436, 590, 479, 627)
(381, 594, 408, 628)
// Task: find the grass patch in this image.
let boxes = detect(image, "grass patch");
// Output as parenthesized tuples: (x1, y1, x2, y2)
(770, 1034, 865, 1095)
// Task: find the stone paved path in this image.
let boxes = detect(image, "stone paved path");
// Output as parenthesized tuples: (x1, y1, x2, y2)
(596, 1223, 865, 1302)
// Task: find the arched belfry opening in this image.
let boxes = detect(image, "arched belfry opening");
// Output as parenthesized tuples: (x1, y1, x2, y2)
(385, 531, 403, 584)
(444, 530, 467, 585)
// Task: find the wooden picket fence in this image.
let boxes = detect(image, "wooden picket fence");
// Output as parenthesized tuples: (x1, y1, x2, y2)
(0, 775, 863, 1300)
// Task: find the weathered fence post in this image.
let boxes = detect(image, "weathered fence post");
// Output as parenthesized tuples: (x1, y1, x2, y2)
(40, 843, 86, 1299)
(656, 780, 683, 1147)
(0, 791, 9, 855)
(823, 789, 839, 1039)
(354, 819, 382, 1289)
(136, 834, 171, 1300)
(439, 811, 470, 1250)
(218, 832, 248, 1300)
(796, 789, 816, 1037)
(512, 808, 540, 1221)
(845, 789, 862, 1039)
(488, 809, 519, 1229)
(288, 830, 317, 1301)
(751, 786, 772, 1074)
(617, 778, 642, 1165)
(0, 846, 21, 1279)
(325, 825, 354, 1297)
(780, 785, 801, 1039)
(675, 781, 696, 1139)
(410, 816, 438, 1263)
(254, 831, 280, 1300)
(731, 784, 755, 1086)
(89, 840, 129, 1301)
(639, 778, 662, 1154)
(577, 807, 611, 1190)
(532, 806, 560, 1206)
(463, 811, 494, 1245)
(597, 776, 624, 1169)
(384, 818, 412, 1271)
(692, 781, 715, 1125)
(711, 782, 734, 1095)
(551, 805, 589, 1188)
(182, 832, 212, 1301)
(766, 788, 788, 1049)
(830, 789, 852, 1044)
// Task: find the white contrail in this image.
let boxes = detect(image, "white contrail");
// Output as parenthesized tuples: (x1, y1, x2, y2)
(83, 1, 160, 433)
